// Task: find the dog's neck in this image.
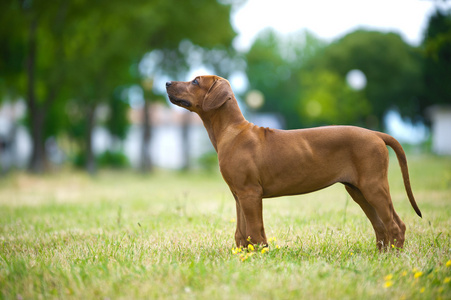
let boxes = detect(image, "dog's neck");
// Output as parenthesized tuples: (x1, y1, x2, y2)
(199, 96, 247, 152)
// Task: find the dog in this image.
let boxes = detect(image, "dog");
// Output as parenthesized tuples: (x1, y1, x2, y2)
(166, 75, 422, 250)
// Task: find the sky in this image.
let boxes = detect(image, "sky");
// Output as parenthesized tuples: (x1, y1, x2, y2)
(231, 0, 450, 51)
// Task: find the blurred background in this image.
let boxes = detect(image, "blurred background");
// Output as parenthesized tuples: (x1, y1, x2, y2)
(1, 0, 450, 175)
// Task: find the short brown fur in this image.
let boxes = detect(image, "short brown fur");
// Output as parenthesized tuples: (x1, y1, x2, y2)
(166, 75, 422, 250)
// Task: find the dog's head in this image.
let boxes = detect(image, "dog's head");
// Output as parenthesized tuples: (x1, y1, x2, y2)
(165, 75, 233, 114)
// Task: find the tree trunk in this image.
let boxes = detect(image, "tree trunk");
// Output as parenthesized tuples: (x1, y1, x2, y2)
(28, 107, 47, 173)
(140, 99, 152, 173)
(26, 18, 47, 173)
(85, 104, 97, 175)
(181, 111, 190, 171)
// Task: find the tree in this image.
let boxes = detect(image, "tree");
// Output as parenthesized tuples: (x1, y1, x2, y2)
(62, 0, 156, 173)
(0, 0, 72, 173)
(0, 2, 26, 100)
(422, 8, 451, 116)
(314, 30, 423, 128)
(134, 1, 238, 172)
(298, 69, 370, 126)
(245, 29, 326, 129)
(1, 0, 239, 173)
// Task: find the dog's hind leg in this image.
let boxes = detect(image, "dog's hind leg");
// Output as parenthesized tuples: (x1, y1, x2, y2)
(392, 209, 406, 248)
(345, 184, 387, 250)
(359, 181, 404, 249)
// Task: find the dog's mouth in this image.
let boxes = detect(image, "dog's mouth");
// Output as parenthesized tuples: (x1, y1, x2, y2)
(168, 96, 192, 108)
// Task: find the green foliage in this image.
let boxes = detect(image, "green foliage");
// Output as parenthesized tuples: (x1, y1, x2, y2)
(0, 2, 26, 98)
(0, 0, 239, 171)
(422, 8, 451, 113)
(198, 151, 219, 172)
(298, 70, 371, 126)
(0, 0, 65, 100)
(97, 150, 129, 169)
(315, 30, 423, 126)
(72, 149, 129, 169)
(245, 28, 429, 129)
(245, 29, 326, 128)
(244, 29, 426, 129)
(106, 88, 130, 140)
(72, 151, 86, 169)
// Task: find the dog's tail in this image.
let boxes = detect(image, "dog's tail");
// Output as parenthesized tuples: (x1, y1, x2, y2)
(377, 132, 422, 218)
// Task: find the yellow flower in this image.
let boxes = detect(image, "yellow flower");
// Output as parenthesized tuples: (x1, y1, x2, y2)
(350, 252, 354, 256)
(401, 271, 408, 277)
(247, 236, 252, 242)
(241, 252, 254, 261)
(444, 277, 451, 284)
(446, 260, 451, 268)
(248, 244, 254, 251)
(261, 247, 269, 254)
(414, 271, 423, 279)
(230, 218, 236, 223)
(384, 274, 393, 281)
(384, 281, 393, 288)
(275, 245, 281, 249)
(231, 247, 242, 255)
(268, 237, 277, 243)
(420, 287, 425, 293)
(240, 252, 253, 261)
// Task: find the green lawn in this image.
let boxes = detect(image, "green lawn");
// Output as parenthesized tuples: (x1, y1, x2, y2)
(1, 155, 451, 299)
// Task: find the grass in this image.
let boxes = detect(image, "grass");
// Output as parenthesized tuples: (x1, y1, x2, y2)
(1, 154, 451, 299)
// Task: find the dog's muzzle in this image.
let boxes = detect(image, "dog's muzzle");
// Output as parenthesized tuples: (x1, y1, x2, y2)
(168, 96, 191, 107)
(166, 82, 191, 108)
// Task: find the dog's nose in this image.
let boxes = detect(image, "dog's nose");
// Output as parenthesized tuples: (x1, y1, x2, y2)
(166, 81, 172, 88)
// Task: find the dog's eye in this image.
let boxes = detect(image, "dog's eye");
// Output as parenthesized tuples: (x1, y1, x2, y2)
(192, 79, 199, 85)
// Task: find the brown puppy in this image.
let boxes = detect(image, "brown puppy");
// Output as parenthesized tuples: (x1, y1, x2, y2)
(166, 75, 422, 250)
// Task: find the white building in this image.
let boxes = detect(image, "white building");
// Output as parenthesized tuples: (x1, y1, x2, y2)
(0, 101, 31, 172)
(428, 105, 451, 155)
(122, 103, 213, 169)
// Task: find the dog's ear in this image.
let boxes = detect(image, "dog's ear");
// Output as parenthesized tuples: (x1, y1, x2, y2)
(202, 79, 232, 112)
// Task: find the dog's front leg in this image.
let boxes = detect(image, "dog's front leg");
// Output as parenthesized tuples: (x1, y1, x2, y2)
(234, 197, 247, 247)
(235, 191, 267, 247)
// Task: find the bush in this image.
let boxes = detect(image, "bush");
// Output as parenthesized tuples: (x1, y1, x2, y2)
(198, 151, 218, 172)
(96, 150, 129, 169)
